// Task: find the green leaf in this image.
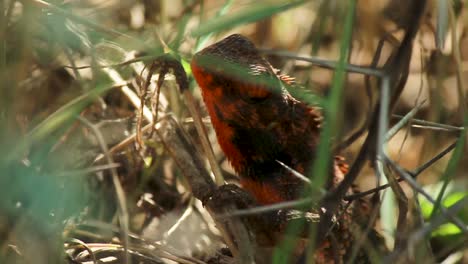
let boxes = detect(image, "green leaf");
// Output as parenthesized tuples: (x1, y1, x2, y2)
(443, 192, 467, 207)
(430, 127, 465, 219)
(181, 57, 192, 76)
(432, 223, 462, 236)
(419, 190, 466, 237)
(420, 190, 467, 218)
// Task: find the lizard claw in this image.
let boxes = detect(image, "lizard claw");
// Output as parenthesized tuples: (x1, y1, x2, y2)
(204, 184, 257, 211)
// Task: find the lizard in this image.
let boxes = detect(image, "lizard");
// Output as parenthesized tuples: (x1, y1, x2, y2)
(190, 34, 379, 263)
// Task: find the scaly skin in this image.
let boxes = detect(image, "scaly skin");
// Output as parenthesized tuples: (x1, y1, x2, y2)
(191, 34, 377, 263)
(190, 34, 341, 204)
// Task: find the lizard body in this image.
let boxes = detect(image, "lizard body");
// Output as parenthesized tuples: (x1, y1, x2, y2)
(191, 34, 338, 204)
(191, 34, 378, 263)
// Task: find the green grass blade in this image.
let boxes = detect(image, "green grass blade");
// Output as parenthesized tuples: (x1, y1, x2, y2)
(436, 0, 449, 50)
(195, 0, 234, 52)
(272, 1, 357, 262)
(191, 0, 306, 37)
(4, 84, 114, 165)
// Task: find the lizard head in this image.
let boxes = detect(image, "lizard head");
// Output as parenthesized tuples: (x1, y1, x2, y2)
(191, 34, 290, 128)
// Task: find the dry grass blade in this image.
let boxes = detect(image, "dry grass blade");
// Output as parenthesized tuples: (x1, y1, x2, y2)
(154, 116, 245, 260)
(68, 221, 208, 264)
(100, 57, 247, 259)
(182, 89, 226, 185)
(161, 198, 194, 244)
(31, 0, 135, 40)
(448, 0, 468, 113)
(56, 163, 121, 177)
(392, 115, 464, 132)
(77, 116, 130, 264)
(66, 238, 98, 264)
(94, 123, 154, 163)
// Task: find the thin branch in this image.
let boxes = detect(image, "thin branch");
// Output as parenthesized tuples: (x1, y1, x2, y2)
(337, 37, 386, 151)
(396, 197, 468, 263)
(344, 139, 457, 200)
(386, 158, 468, 234)
(260, 49, 384, 77)
(412, 141, 458, 176)
(385, 99, 427, 142)
(316, 0, 428, 250)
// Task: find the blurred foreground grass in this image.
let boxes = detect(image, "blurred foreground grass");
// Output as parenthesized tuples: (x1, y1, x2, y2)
(0, 0, 467, 263)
